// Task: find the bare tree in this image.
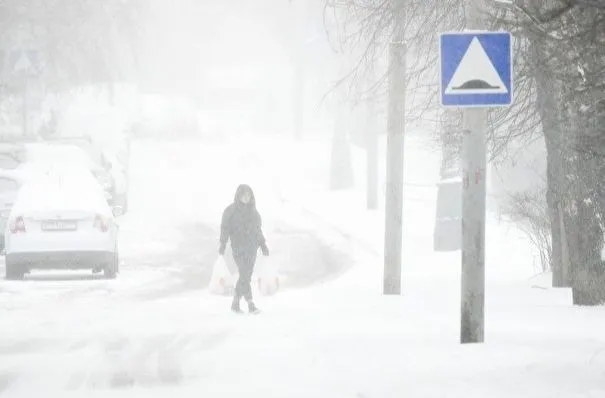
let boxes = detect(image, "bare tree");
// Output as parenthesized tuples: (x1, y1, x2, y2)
(495, 0, 605, 304)
(501, 186, 552, 274)
(323, 0, 464, 127)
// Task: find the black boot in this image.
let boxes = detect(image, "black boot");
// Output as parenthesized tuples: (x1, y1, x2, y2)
(247, 300, 259, 314)
(231, 295, 243, 313)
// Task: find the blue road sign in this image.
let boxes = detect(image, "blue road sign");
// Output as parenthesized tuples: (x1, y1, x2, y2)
(440, 32, 512, 107)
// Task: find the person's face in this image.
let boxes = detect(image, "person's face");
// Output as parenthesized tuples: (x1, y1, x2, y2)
(239, 190, 251, 204)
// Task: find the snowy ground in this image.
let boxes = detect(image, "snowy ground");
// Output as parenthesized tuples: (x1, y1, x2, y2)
(0, 132, 604, 398)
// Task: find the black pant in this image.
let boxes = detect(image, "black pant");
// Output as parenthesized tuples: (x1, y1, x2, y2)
(233, 252, 257, 301)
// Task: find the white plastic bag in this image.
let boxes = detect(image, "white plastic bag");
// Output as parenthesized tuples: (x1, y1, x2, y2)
(254, 256, 280, 296)
(209, 255, 237, 296)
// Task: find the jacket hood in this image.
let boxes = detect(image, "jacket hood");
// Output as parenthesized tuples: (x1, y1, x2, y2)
(233, 184, 256, 207)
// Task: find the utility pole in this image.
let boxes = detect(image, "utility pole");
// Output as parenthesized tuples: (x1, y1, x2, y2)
(294, 61, 303, 139)
(460, 0, 488, 344)
(460, 107, 487, 343)
(366, 64, 379, 210)
(383, 1, 406, 295)
(22, 79, 28, 137)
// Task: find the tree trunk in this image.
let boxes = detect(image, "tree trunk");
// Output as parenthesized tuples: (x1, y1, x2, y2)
(530, 38, 569, 286)
(558, 203, 570, 286)
(366, 110, 379, 209)
(568, 153, 605, 305)
(330, 108, 355, 190)
(524, 0, 605, 303)
(294, 61, 303, 140)
(544, 134, 567, 286)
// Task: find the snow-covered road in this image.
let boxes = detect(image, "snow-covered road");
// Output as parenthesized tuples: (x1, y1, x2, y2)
(0, 134, 604, 398)
(0, 136, 358, 396)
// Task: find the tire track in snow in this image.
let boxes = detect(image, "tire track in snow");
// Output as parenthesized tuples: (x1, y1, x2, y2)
(65, 331, 231, 390)
(124, 223, 219, 300)
(0, 373, 17, 395)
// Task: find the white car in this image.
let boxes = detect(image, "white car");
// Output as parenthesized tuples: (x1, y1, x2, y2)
(0, 169, 38, 250)
(4, 165, 121, 280)
(16, 143, 115, 202)
(0, 143, 24, 170)
(44, 135, 131, 212)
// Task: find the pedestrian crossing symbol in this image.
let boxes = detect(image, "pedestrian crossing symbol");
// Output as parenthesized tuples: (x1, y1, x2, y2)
(440, 32, 512, 107)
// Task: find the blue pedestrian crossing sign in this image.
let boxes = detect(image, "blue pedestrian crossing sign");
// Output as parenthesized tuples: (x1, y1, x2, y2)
(440, 32, 512, 107)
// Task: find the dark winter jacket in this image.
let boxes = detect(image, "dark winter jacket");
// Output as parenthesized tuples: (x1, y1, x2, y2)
(220, 185, 267, 257)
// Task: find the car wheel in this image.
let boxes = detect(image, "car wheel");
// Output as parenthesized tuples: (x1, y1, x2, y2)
(104, 251, 119, 279)
(5, 258, 24, 280)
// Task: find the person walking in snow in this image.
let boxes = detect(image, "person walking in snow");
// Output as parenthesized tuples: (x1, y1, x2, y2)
(219, 184, 269, 314)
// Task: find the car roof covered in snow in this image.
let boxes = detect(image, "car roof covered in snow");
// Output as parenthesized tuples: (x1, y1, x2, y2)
(16, 160, 97, 176)
(11, 165, 112, 217)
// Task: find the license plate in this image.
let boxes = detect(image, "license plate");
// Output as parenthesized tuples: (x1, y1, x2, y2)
(42, 221, 77, 231)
